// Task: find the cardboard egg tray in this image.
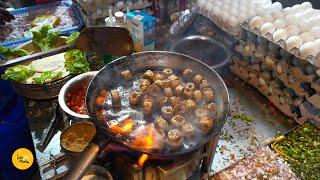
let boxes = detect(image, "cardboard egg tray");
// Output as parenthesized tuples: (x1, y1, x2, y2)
(229, 21, 320, 128)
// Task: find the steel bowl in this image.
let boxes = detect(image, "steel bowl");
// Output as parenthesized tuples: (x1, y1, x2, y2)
(170, 35, 230, 74)
(58, 71, 98, 120)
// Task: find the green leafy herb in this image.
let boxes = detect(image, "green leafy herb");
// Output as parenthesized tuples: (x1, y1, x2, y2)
(1, 65, 35, 82)
(32, 25, 60, 51)
(0, 46, 29, 59)
(66, 32, 80, 45)
(64, 49, 90, 75)
(32, 71, 63, 85)
(231, 112, 255, 122)
(274, 122, 320, 179)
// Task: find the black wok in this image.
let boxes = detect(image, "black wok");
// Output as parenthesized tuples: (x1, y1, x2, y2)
(66, 51, 229, 179)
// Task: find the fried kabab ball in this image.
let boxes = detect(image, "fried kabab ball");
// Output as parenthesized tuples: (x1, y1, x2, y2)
(173, 103, 187, 115)
(171, 115, 186, 128)
(161, 106, 173, 119)
(198, 116, 214, 134)
(169, 96, 181, 107)
(154, 80, 165, 89)
(121, 70, 133, 80)
(129, 92, 142, 106)
(206, 103, 217, 116)
(170, 79, 181, 89)
(156, 96, 168, 106)
(167, 129, 183, 149)
(164, 87, 174, 97)
(95, 90, 109, 106)
(183, 89, 194, 99)
(143, 97, 154, 114)
(200, 79, 210, 89)
(183, 68, 195, 80)
(193, 74, 204, 86)
(184, 99, 197, 111)
(153, 73, 165, 81)
(182, 123, 195, 138)
(155, 116, 169, 130)
(185, 82, 195, 91)
(143, 70, 155, 81)
(175, 85, 184, 96)
(202, 87, 214, 102)
(195, 108, 209, 119)
(140, 79, 151, 92)
(147, 83, 161, 97)
(163, 68, 173, 77)
(194, 90, 202, 103)
(111, 90, 121, 108)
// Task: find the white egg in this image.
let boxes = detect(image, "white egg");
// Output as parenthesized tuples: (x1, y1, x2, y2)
(286, 36, 303, 50)
(306, 17, 320, 27)
(301, 2, 313, 10)
(247, 9, 257, 18)
(238, 13, 248, 22)
(228, 16, 239, 28)
(196, 0, 206, 11)
(299, 32, 315, 43)
(210, 7, 220, 20)
(294, 12, 305, 21)
(299, 42, 318, 58)
(260, 22, 276, 36)
(223, 0, 231, 4)
(229, 8, 239, 16)
(274, 19, 287, 29)
(273, 29, 288, 42)
(285, 15, 298, 25)
(271, 11, 284, 19)
(262, 14, 273, 23)
(214, 1, 223, 7)
(256, 7, 264, 15)
(271, 2, 282, 10)
(314, 39, 320, 49)
(205, 3, 215, 16)
(221, 11, 230, 25)
(286, 25, 300, 37)
(221, 4, 230, 11)
(250, 16, 264, 29)
(283, 7, 294, 17)
(292, 4, 302, 12)
(303, 8, 317, 19)
(309, 26, 320, 38)
(298, 20, 312, 33)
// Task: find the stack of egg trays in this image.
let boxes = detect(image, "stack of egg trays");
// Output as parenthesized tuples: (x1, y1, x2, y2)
(72, 0, 115, 26)
(229, 20, 320, 128)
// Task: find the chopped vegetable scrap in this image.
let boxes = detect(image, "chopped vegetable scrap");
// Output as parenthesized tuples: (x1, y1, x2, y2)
(1, 65, 35, 82)
(64, 49, 90, 75)
(273, 122, 320, 180)
(32, 25, 60, 51)
(66, 31, 80, 45)
(212, 146, 299, 180)
(32, 71, 63, 85)
(231, 112, 255, 123)
(0, 46, 29, 59)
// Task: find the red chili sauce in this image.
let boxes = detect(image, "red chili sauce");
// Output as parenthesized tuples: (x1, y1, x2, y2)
(66, 85, 87, 115)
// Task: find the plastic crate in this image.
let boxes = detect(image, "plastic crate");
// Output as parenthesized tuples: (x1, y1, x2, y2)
(1, 0, 84, 47)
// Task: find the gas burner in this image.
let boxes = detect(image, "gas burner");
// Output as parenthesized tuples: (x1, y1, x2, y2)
(102, 131, 219, 180)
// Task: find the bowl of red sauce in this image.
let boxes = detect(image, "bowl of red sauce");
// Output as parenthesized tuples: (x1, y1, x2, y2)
(58, 71, 98, 119)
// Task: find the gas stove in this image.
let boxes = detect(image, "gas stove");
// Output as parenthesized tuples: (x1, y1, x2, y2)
(38, 130, 220, 180)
